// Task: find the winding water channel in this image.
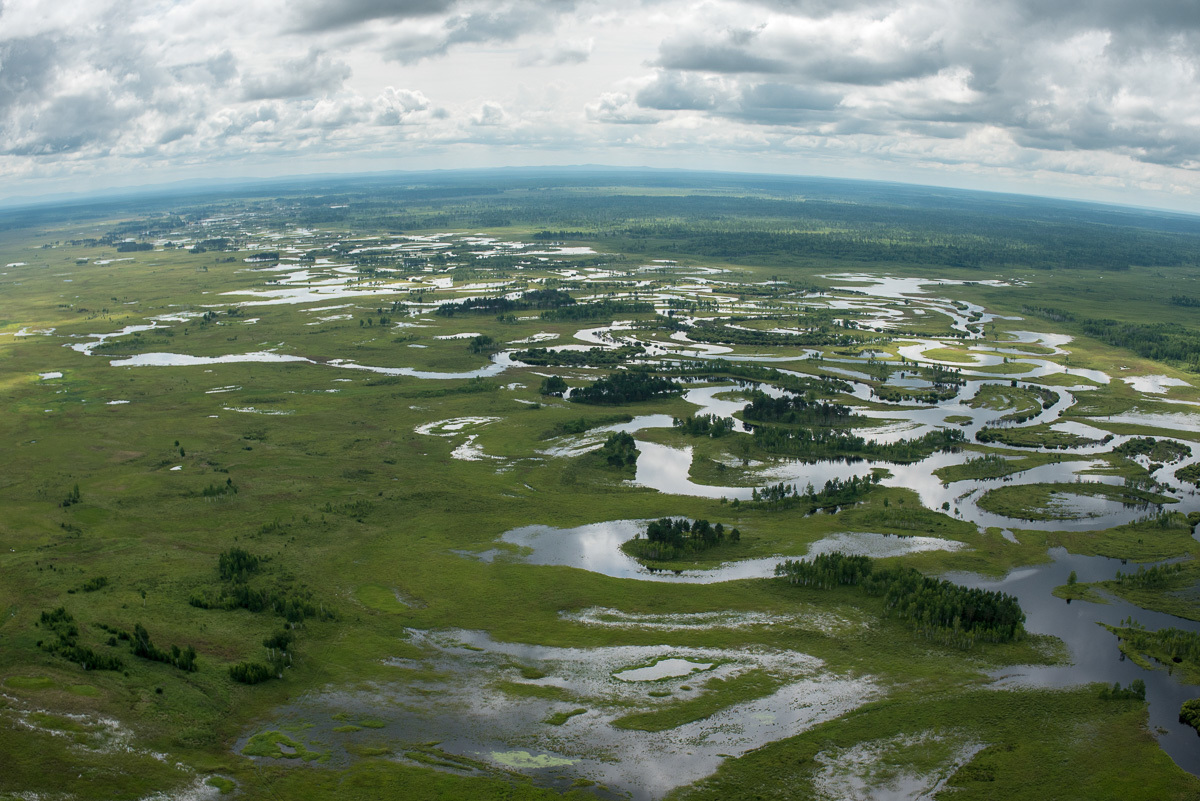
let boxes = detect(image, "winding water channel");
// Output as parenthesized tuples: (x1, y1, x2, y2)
(53, 255, 1200, 783)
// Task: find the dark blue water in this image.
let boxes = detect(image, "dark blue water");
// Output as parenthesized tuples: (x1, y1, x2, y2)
(948, 549, 1200, 775)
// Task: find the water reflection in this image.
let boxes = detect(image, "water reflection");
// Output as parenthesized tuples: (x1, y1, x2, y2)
(484, 522, 966, 583)
(949, 549, 1200, 775)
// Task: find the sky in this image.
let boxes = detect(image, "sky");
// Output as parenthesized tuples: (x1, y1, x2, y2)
(1, 0, 1199, 211)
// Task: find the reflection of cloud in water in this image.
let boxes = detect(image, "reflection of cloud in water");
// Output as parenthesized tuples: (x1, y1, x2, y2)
(1098, 410, 1200, 434)
(561, 606, 864, 634)
(805, 532, 966, 559)
(272, 628, 878, 800)
(812, 732, 984, 801)
(1121, 375, 1191, 394)
(486, 522, 963, 584)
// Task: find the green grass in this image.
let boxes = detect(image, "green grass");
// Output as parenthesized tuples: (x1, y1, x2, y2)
(3, 676, 56, 690)
(976, 483, 1176, 522)
(242, 731, 326, 762)
(611, 669, 783, 732)
(1051, 582, 1110, 604)
(933, 451, 1060, 483)
(544, 708, 588, 725)
(672, 686, 1200, 801)
(206, 776, 236, 794)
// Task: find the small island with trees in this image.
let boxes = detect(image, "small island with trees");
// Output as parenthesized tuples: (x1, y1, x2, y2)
(623, 517, 742, 563)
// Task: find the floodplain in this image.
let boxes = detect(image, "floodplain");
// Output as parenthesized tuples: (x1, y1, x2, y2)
(3, 171, 1200, 799)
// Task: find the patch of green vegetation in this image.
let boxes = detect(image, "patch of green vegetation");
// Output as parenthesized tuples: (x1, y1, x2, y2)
(1104, 621, 1200, 684)
(205, 776, 236, 794)
(404, 744, 497, 773)
(4, 676, 56, 690)
(921, 347, 977, 363)
(1044, 512, 1197, 562)
(934, 452, 1059, 482)
(976, 482, 1175, 521)
(976, 423, 1104, 449)
(1180, 699, 1200, 734)
(1115, 437, 1192, 463)
(356, 584, 408, 614)
(242, 730, 324, 761)
(676, 686, 1199, 801)
(1177, 463, 1200, 487)
(611, 669, 782, 732)
(493, 681, 574, 702)
(491, 750, 576, 769)
(544, 708, 588, 725)
(1051, 583, 1109, 604)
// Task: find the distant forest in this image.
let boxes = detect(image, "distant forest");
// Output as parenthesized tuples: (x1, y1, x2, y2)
(6, 169, 1198, 272)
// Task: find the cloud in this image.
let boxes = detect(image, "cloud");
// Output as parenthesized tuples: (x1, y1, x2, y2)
(637, 72, 734, 110)
(381, 2, 568, 63)
(170, 51, 238, 88)
(654, 12, 948, 85)
(517, 37, 593, 67)
(4, 90, 133, 156)
(374, 87, 432, 124)
(586, 92, 660, 125)
(471, 101, 507, 126)
(0, 35, 61, 109)
(0, 0, 1199, 209)
(240, 51, 351, 100)
(657, 29, 789, 73)
(290, 0, 459, 33)
(733, 81, 842, 123)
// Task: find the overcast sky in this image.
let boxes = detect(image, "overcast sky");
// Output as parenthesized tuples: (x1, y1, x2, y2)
(1, 0, 1198, 211)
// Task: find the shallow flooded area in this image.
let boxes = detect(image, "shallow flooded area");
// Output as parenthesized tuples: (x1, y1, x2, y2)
(260, 629, 879, 799)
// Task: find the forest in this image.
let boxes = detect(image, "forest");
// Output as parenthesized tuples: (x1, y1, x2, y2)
(740, 390, 857, 426)
(752, 424, 966, 462)
(776, 552, 1026, 646)
(569, 371, 684, 405)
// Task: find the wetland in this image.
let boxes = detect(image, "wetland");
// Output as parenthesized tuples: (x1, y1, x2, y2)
(3, 170, 1200, 800)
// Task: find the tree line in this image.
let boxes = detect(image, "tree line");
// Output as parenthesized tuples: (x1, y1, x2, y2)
(540, 299, 654, 321)
(1107, 618, 1200, 672)
(515, 344, 646, 367)
(436, 288, 575, 317)
(776, 551, 1025, 648)
(190, 548, 335, 624)
(752, 425, 965, 463)
(570, 371, 683, 405)
(37, 608, 197, 673)
(687, 321, 874, 348)
(744, 474, 881, 512)
(658, 359, 853, 396)
(673, 414, 735, 437)
(741, 390, 856, 426)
